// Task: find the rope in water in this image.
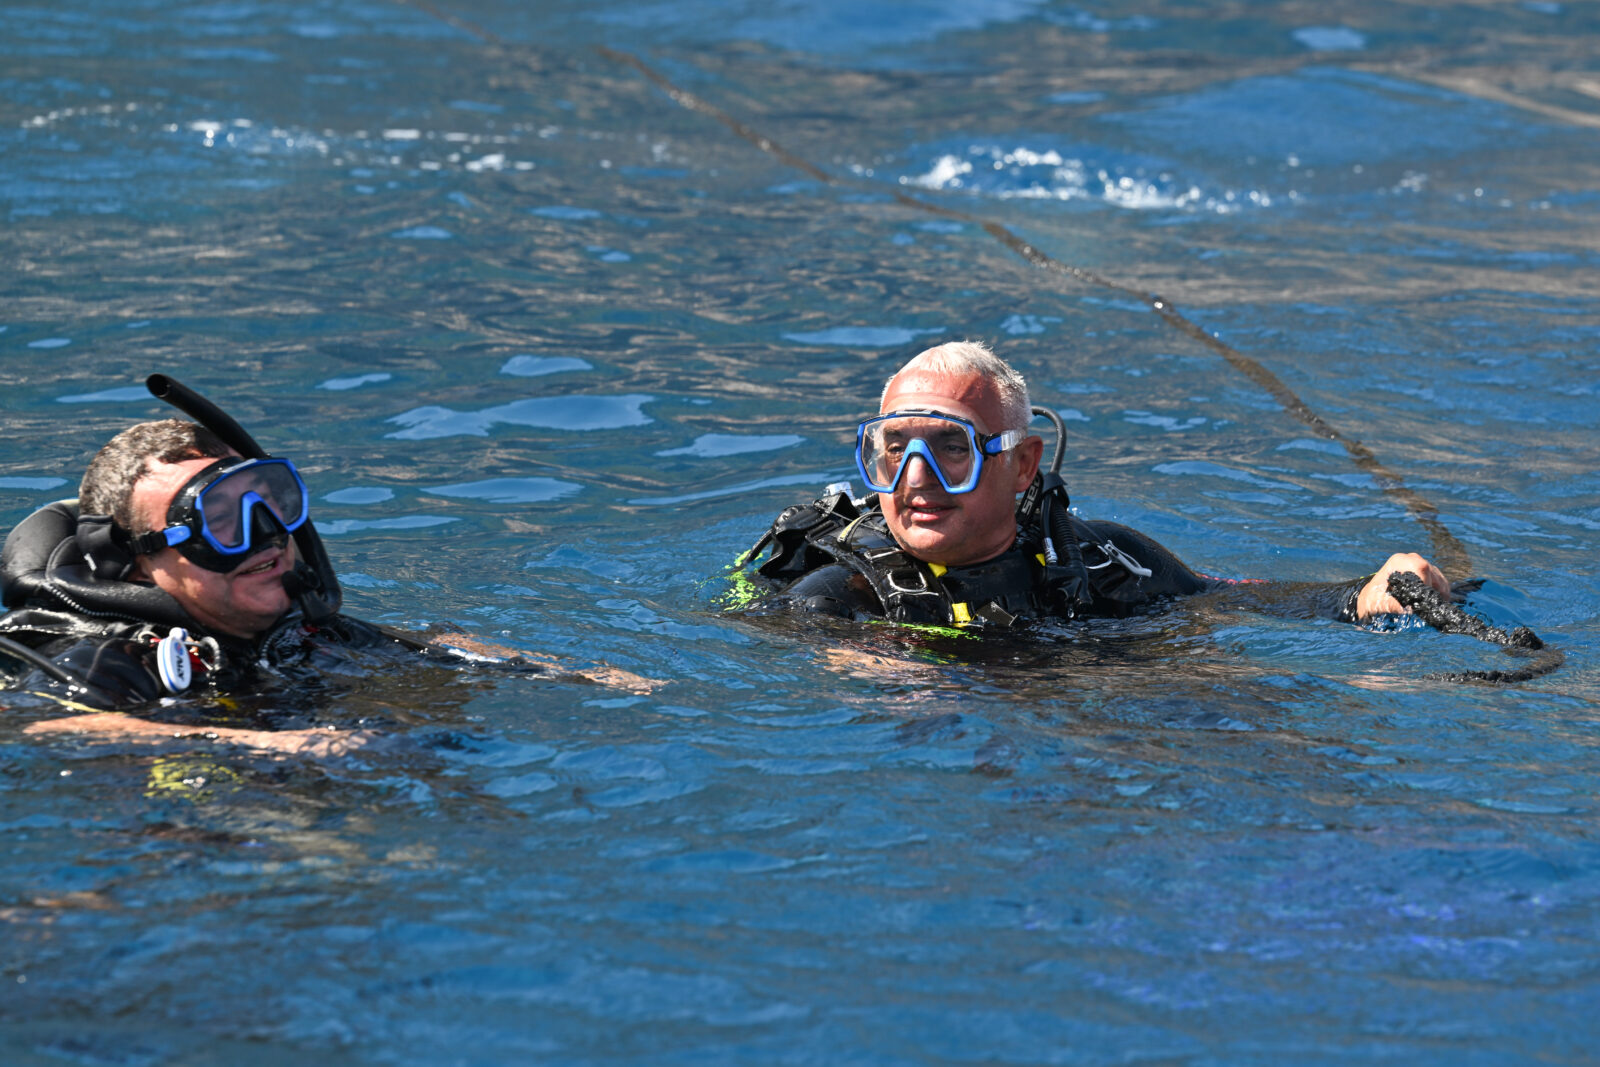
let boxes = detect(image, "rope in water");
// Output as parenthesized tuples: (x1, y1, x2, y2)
(1385, 572, 1562, 684)
(592, 46, 1472, 578)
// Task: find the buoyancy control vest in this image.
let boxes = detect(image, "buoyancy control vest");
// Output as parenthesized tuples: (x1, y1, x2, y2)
(743, 486, 1211, 627)
(3, 500, 203, 634)
(0, 499, 383, 708)
(0, 499, 250, 703)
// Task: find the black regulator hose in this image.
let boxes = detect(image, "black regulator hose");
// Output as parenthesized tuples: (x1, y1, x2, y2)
(1024, 406, 1092, 611)
(1033, 405, 1068, 478)
(1385, 571, 1564, 684)
(0, 635, 121, 707)
(145, 374, 342, 624)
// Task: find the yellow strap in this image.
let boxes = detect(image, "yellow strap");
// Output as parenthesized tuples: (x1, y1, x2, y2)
(928, 562, 948, 577)
(1036, 553, 1047, 566)
(951, 602, 972, 624)
(26, 691, 102, 714)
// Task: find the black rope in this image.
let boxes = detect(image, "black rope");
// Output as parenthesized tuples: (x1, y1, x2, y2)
(1385, 572, 1563, 685)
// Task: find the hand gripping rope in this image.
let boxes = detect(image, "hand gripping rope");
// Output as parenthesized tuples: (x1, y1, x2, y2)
(1384, 572, 1563, 684)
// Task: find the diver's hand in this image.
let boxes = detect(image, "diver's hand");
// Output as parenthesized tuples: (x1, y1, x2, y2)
(555, 664, 658, 695)
(428, 632, 660, 693)
(1356, 552, 1450, 620)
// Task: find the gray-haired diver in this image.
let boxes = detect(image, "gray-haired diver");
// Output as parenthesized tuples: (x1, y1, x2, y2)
(743, 341, 1451, 626)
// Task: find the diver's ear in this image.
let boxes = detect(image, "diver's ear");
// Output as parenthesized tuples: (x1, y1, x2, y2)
(1012, 435, 1045, 492)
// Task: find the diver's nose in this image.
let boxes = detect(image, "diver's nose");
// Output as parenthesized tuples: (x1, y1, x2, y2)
(901, 452, 938, 489)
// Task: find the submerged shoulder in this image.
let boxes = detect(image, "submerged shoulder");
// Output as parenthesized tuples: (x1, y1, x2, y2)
(774, 562, 880, 619)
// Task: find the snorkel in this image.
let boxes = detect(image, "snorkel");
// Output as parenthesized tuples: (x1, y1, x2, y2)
(144, 374, 342, 624)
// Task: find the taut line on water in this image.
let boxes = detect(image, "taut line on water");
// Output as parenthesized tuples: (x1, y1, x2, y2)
(385, 0, 1472, 578)
(1386, 573, 1561, 684)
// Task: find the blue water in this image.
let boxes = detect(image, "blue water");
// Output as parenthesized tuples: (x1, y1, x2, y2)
(4, 1, 1600, 1063)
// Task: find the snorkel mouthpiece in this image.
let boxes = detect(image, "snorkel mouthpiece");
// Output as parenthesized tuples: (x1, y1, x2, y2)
(281, 560, 320, 603)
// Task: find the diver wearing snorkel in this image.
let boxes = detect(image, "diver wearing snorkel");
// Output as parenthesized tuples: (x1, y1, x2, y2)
(0, 376, 396, 710)
(743, 341, 1451, 625)
(1, 376, 654, 749)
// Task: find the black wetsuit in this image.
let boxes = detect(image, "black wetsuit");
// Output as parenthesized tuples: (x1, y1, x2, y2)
(0, 500, 393, 709)
(748, 491, 1364, 627)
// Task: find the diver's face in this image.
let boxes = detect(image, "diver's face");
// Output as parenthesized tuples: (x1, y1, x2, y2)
(128, 455, 297, 638)
(876, 369, 1041, 567)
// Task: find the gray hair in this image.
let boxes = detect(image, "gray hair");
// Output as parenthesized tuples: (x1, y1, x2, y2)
(79, 418, 232, 533)
(882, 340, 1032, 431)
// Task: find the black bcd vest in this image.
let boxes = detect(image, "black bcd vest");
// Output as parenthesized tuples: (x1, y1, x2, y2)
(745, 489, 1161, 627)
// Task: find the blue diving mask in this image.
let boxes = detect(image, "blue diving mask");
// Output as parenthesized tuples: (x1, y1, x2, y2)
(129, 456, 310, 573)
(855, 409, 1027, 495)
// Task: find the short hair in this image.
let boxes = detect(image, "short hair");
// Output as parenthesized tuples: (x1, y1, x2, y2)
(79, 418, 232, 533)
(882, 340, 1032, 431)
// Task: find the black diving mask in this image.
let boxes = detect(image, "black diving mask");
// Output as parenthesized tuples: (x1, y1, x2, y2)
(129, 457, 310, 573)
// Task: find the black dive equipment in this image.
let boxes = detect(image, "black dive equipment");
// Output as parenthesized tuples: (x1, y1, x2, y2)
(1016, 405, 1094, 613)
(0, 632, 117, 702)
(144, 374, 342, 623)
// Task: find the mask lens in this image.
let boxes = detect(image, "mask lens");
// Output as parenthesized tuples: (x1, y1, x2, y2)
(861, 422, 902, 487)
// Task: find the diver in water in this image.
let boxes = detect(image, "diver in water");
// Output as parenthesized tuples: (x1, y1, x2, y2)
(0, 402, 392, 710)
(0, 376, 646, 723)
(744, 341, 1450, 626)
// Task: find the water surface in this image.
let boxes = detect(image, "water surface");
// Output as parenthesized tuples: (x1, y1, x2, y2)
(3, 1, 1599, 1062)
